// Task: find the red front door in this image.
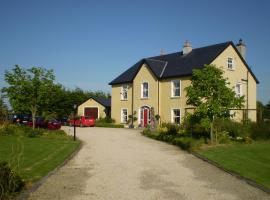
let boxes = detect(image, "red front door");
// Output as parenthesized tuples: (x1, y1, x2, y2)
(143, 109, 148, 127)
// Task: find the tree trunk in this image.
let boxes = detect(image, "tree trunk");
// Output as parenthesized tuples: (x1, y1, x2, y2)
(210, 121, 213, 144)
(30, 105, 37, 129)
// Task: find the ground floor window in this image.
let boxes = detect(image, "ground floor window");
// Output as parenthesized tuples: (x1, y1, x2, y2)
(171, 109, 181, 124)
(121, 109, 128, 123)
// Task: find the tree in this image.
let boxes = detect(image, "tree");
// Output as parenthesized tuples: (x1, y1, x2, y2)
(264, 101, 270, 120)
(257, 101, 264, 123)
(2, 65, 55, 128)
(185, 64, 245, 143)
(0, 94, 9, 121)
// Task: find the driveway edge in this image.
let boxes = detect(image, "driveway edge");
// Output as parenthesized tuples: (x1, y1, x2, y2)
(191, 151, 270, 195)
(17, 140, 83, 200)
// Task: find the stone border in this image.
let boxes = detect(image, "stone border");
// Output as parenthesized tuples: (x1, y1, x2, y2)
(191, 151, 270, 195)
(17, 140, 83, 200)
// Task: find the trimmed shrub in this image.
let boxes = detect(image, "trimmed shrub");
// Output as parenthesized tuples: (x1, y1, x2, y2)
(0, 161, 24, 199)
(95, 123, 124, 128)
(95, 117, 115, 124)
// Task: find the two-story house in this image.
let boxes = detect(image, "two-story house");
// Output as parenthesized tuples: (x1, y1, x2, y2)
(109, 40, 259, 127)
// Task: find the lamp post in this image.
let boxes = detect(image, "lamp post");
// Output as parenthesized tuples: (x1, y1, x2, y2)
(73, 104, 77, 141)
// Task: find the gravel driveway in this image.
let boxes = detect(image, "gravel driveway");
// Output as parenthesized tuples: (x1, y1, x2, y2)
(28, 127, 270, 200)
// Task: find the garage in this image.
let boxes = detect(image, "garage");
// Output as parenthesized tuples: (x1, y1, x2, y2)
(84, 107, 98, 119)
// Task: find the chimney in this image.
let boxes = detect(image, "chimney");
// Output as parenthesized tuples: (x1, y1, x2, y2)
(236, 39, 246, 60)
(183, 40, 192, 55)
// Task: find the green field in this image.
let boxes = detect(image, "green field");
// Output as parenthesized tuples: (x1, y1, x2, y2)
(198, 141, 270, 189)
(0, 133, 80, 184)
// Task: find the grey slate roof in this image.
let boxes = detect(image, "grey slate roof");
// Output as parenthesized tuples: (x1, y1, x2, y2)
(92, 97, 111, 107)
(109, 41, 259, 85)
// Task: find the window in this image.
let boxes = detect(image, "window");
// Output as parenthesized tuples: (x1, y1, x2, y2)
(235, 83, 242, 97)
(171, 109, 181, 124)
(121, 109, 128, 123)
(141, 82, 149, 98)
(121, 85, 128, 100)
(171, 80, 181, 97)
(227, 58, 234, 70)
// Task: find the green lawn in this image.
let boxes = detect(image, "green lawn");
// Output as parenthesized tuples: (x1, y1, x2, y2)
(198, 141, 270, 189)
(0, 133, 80, 184)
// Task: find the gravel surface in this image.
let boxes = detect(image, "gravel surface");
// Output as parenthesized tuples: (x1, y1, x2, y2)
(28, 127, 270, 200)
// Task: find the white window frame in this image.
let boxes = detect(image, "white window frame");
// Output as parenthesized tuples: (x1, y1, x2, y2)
(235, 83, 242, 97)
(121, 85, 128, 100)
(121, 108, 128, 124)
(227, 57, 235, 70)
(171, 80, 181, 97)
(141, 82, 149, 99)
(171, 108, 181, 124)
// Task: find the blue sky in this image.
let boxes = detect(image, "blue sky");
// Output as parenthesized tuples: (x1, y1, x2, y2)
(0, 0, 270, 104)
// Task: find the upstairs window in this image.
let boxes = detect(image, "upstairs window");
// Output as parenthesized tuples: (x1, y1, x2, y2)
(171, 80, 181, 97)
(121, 85, 128, 100)
(235, 83, 242, 97)
(227, 57, 235, 70)
(141, 82, 149, 98)
(171, 109, 181, 124)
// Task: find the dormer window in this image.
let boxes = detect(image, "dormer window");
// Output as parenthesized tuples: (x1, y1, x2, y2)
(141, 82, 149, 98)
(121, 85, 128, 100)
(227, 58, 235, 70)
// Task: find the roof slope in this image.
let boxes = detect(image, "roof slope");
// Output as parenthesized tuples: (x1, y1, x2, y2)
(109, 41, 259, 85)
(92, 97, 111, 107)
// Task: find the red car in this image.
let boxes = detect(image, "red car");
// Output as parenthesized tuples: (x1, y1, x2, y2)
(69, 116, 95, 127)
(26, 117, 61, 130)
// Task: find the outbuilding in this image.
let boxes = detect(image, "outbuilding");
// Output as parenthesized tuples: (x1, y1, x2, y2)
(77, 97, 111, 120)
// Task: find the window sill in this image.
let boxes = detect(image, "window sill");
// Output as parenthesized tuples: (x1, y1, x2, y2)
(121, 99, 128, 101)
(227, 68, 235, 71)
(140, 97, 149, 100)
(170, 96, 180, 99)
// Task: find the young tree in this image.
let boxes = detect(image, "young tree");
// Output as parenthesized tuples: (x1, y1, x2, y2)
(0, 94, 9, 121)
(185, 64, 244, 143)
(2, 65, 55, 128)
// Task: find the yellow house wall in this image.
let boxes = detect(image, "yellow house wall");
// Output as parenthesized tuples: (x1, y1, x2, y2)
(77, 98, 106, 119)
(211, 45, 257, 122)
(159, 77, 191, 123)
(111, 84, 132, 124)
(133, 64, 159, 126)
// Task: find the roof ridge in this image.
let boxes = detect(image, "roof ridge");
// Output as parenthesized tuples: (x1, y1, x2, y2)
(149, 41, 233, 58)
(145, 58, 167, 63)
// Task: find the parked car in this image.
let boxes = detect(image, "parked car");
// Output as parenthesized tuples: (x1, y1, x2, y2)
(12, 114, 31, 125)
(69, 116, 95, 127)
(26, 117, 61, 130)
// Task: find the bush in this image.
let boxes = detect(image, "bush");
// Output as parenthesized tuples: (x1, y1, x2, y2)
(95, 117, 115, 124)
(214, 119, 251, 138)
(250, 122, 270, 140)
(0, 161, 24, 199)
(173, 137, 204, 151)
(95, 123, 124, 128)
(160, 123, 180, 135)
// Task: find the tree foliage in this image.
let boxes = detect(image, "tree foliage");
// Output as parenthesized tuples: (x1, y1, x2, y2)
(2, 65, 55, 128)
(0, 94, 9, 121)
(185, 64, 245, 142)
(2, 65, 111, 126)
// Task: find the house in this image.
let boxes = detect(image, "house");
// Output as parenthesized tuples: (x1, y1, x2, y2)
(77, 97, 111, 119)
(109, 40, 258, 127)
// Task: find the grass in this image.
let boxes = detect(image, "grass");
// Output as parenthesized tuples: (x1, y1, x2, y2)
(198, 141, 270, 189)
(95, 122, 124, 128)
(0, 132, 80, 185)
